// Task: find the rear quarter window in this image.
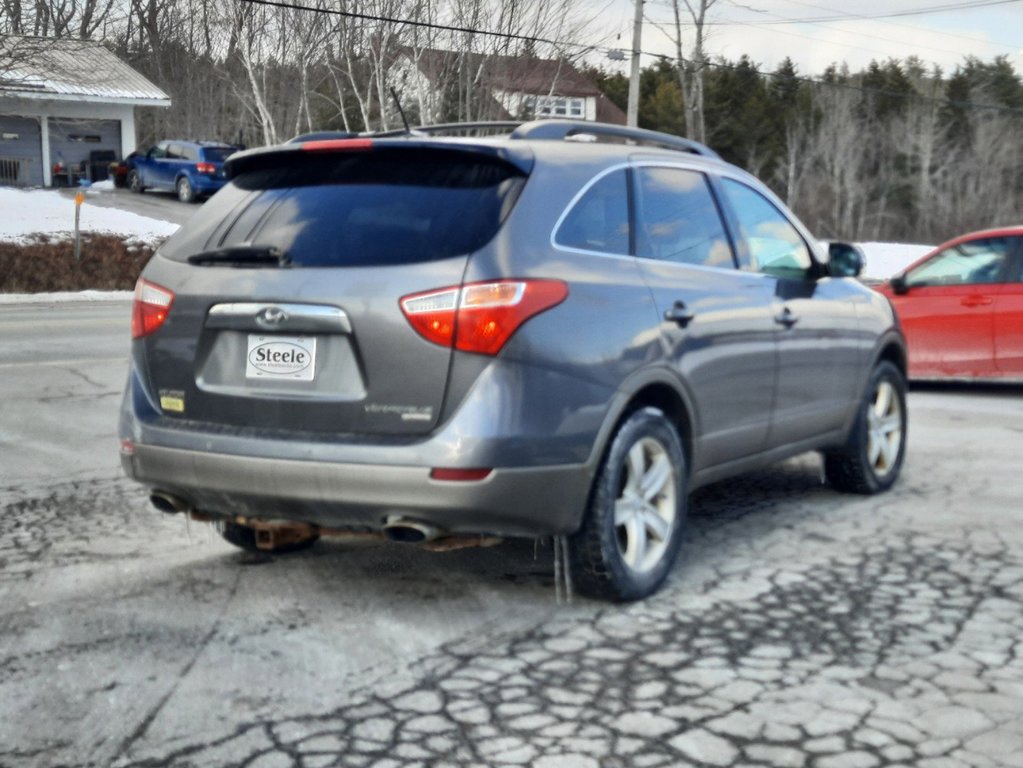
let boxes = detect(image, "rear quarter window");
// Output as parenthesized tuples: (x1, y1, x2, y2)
(554, 169, 630, 255)
(197, 150, 525, 267)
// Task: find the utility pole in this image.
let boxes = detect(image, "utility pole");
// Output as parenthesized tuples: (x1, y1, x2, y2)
(626, 0, 643, 127)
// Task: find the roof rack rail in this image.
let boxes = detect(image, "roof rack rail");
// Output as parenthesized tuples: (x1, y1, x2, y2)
(510, 120, 719, 158)
(372, 121, 522, 138)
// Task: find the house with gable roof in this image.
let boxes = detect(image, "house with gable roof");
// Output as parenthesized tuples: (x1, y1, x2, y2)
(0, 35, 169, 187)
(395, 48, 625, 127)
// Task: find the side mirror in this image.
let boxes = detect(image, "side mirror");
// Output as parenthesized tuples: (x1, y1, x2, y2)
(890, 274, 909, 295)
(827, 241, 865, 278)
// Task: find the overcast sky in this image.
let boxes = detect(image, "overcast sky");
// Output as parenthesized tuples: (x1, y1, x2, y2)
(591, 0, 1023, 77)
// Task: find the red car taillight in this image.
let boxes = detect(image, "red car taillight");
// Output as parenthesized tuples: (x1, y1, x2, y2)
(131, 278, 174, 339)
(195, 161, 216, 174)
(400, 279, 568, 356)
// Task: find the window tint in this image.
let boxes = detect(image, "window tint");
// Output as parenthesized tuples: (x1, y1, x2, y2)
(201, 147, 236, 163)
(182, 145, 199, 162)
(555, 170, 630, 255)
(720, 178, 811, 279)
(907, 237, 1012, 287)
(150, 144, 168, 159)
(634, 167, 734, 268)
(212, 150, 525, 267)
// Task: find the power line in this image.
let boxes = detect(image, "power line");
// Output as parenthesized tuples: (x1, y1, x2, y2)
(713, 0, 1023, 24)
(723, 0, 1020, 53)
(233, 0, 598, 52)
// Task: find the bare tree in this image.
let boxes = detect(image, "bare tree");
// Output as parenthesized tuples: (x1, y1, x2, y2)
(669, 0, 717, 142)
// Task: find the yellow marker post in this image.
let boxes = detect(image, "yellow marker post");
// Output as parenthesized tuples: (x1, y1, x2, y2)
(73, 190, 85, 261)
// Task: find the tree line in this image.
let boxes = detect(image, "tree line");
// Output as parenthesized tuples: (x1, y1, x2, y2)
(2, 0, 1021, 243)
(591, 54, 1023, 244)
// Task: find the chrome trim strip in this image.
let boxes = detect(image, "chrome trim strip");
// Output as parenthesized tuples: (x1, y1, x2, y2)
(206, 303, 352, 333)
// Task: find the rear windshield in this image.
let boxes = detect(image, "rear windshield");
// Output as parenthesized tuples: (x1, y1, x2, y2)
(200, 147, 237, 163)
(186, 149, 526, 267)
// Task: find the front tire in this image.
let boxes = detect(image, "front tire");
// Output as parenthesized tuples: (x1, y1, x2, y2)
(127, 169, 144, 193)
(176, 176, 195, 203)
(570, 407, 687, 602)
(824, 360, 907, 494)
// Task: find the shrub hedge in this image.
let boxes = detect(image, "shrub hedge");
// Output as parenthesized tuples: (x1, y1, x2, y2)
(0, 234, 162, 293)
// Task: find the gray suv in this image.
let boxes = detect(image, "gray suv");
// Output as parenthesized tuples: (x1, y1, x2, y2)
(120, 120, 907, 601)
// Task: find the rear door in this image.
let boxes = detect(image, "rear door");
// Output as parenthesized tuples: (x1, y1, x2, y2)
(137, 145, 527, 436)
(630, 164, 777, 469)
(158, 143, 188, 188)
(994, 238, 1023, 375)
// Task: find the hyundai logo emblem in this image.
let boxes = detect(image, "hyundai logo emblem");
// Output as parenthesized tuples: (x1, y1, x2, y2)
(258, 306, 288, 326)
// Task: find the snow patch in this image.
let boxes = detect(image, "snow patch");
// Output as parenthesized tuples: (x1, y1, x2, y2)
(0, 290, 132, 304)
(0, 187, 178, 244)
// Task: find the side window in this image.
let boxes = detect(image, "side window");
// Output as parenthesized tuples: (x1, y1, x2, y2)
(183, 145, 199, 162)
(906, 237, 1012, 287)
(634, 167, 734, 269)
(167, 144, 184, 160)
(555, 169, 630, 255)
(720, 178, 812, 279)
(150, 143, 168, 159)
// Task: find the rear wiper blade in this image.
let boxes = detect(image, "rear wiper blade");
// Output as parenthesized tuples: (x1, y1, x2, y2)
(187, 245, 291, 267)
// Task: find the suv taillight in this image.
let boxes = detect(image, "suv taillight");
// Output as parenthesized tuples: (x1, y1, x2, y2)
(195, 161, 216, 174)
(400, 280, 568, 356)
(131, 278, 174, 339)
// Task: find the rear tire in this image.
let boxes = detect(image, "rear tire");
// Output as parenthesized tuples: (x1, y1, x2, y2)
(824, 360, 907, 494)
(176, 176, 195, 203)
(570, 407, 687, 602)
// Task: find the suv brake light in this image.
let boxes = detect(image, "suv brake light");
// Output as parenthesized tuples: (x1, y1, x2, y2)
(400, 279, 568, 356)
(195, 161, 216, 174)
(302, 138, 374, 152)
(131, 278, 174, 339)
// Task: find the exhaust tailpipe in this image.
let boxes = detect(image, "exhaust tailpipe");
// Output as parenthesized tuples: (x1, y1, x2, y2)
(382, 517, 444, 544)
(149, 491, 192, 515)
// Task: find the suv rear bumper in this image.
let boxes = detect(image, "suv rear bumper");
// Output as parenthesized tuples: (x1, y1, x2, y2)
(189, 174, 227, 194)
(122, 442, 590, 537)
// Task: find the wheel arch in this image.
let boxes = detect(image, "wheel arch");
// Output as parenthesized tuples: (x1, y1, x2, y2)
(874, 334, 907, 379)
(834, 330, 908, 450)
(588, 368, 697, 484)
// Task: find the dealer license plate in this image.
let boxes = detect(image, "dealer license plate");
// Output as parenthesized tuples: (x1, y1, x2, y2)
(245, 335, 316, 381)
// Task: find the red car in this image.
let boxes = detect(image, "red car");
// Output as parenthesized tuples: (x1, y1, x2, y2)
(878, 226, 1023, 380)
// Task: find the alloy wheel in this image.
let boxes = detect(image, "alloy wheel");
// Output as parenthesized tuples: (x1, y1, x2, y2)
(867, 379, 903, 478)
(614, 436, 678, 574)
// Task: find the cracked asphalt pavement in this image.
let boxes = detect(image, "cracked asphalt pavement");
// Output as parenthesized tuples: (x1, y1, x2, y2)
(1, 301, 1021, 768)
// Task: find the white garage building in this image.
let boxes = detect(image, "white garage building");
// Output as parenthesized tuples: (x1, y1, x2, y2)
(0, 36, 169, 188)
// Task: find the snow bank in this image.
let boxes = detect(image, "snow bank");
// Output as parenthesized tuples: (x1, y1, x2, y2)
(857, 241, 933, 280)
(0, 289, 132, 304)
(0, 187, 179, 244)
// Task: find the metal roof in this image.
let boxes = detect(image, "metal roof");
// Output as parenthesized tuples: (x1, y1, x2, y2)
(0, 35, 170, 104)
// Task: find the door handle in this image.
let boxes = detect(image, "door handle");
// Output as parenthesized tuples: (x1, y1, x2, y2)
(960, 295, 993, 307)
(774, 307, 799, 328)
(663, 301, 695, 328)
